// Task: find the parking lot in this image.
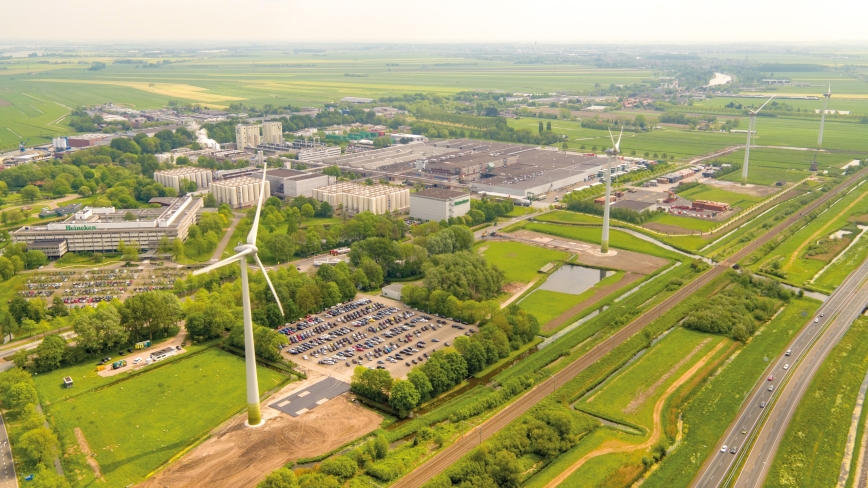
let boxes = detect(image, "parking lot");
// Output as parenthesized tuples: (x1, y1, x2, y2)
(280, 294, 477, 382)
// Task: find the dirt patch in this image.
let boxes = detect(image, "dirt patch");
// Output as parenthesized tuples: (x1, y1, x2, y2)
(705, 179, 781, 198)
(75, 427, 104, 480)
(543, 341, 727, 488)
(542, 273, 643, 333)
(0, 99, 9, 106)
(849, 214, 868, 224)
(806, 237, 852, 261)
(622, 338, 710, 414)
(138, 394, 381, 488)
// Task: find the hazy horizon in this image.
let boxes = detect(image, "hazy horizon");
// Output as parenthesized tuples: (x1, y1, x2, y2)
(2, 0, 868, 45)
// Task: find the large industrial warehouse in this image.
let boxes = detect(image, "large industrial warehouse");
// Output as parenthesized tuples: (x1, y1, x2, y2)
(312, 183, 409, 215)
(409, 188, 471, 222)
(210, 176, 271, 208)
(254, 168, 335, 198)
(12, 195, 204, 255)
(153, 167, 213, 193)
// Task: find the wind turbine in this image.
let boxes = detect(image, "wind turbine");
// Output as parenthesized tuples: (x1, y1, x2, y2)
(741, 96, 774, 186)
(601, 127, 622, 254)
(818, 83, 831, 146)
(191, 164, 283, 427)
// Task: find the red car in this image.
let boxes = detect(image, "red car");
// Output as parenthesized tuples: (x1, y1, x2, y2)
(768, 375, 774, 381)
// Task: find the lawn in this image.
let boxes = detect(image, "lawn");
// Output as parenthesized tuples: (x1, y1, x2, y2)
(521, 222, 685, 261)
(534, 211, 604, 225)
(518, 271, 627, 329)
(479, 241, 569, 283)
(647, 212, 718, 232)
(642, 297, 821, 488)
(675, 184, 766, 209)
(766, 316, 868, 488)
(504, 206, 538, 218)
(46, 348, 289, 487)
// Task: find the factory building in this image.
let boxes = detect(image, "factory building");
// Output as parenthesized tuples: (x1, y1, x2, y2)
(255, 168, 335, 199)
(657, 169, 694, 184)
(210, 176, 271, 208)
(12, 196, 204, 255)
(154, 167, 213, 193)
(235, 124, 261, 150)
(262, 121, 283, 145)
(409, 189, 471, 222)
(312, 183, 409, 215)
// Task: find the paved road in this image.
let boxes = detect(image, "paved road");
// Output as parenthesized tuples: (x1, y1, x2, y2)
(268, 377, 349, 417)
(0, 412, 17, 488)
(692, 256, 868, 487)
(392, 165, 868, 488)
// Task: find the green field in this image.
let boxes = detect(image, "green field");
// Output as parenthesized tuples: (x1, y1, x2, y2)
(643, 298, 821, 488)
(647, 212, 718, 232)
(676, 184, 766, 208)
(716, 148, 857, 185)
(479, 241, 568, 283)
(766, 317, 868, 488)
(754, 179, 868, 287)
(45, 348, 288, 487)
(521, 222, 684, 261)
(517, 271, 626, 328)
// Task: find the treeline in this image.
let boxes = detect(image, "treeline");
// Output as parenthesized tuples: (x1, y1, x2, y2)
(415, 111, 506, 130)
(351, 306, 539, 417)
(0, 370, 69, 487)
(11, 291, 183, 373)
(672, 181, 702, 193)
(682, 273, 792, 341)
(0, 243, 48, 281)
(563, 198, 657, 225)
(109, 128, 196, 156)
(659, 112, 717, 126)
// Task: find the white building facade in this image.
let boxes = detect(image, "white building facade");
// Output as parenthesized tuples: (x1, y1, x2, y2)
(409, 189, 471, 222)
(210, 176, 271, 208)
(312, 183, 409, 215)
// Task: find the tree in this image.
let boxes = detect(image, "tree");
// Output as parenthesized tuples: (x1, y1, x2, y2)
(319, 456, 356, 480)
(34, 334, 66, 372)
(49, 297, 67, 318)
(28, 465, 70, 488)
(389, 379, 421, 417)
(5, 381, 38, 410)
(203, 192, 218, 207)
(538, 121, 543, 134)
(120, 291, 183, 341)
(0, 256, 15, 280)
(8, 296, 29, 324)
(300, 203, 315, 220)
(73, 304, 127, 352)
(408, 370, 434, 403)
(0, 180, 7, 196)
(546, 121, 552, 131)
(118, 240, 139, 262)
(488, 450, 522, 488)
(258, 468, 299, 488)
(21, 185, 41, 202)
(315, 201, 334, 218)
(635, 114, 647, 128)
(19, 427, 60, 466)
(266, 234, 295, 263)
(25, 250, 47, 269)
(110, 137, 141, 154)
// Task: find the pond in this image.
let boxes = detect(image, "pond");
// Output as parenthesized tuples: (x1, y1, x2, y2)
(538, 264, 613, 295)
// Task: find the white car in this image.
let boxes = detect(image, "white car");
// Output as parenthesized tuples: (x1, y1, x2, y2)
(133, 358, 142, 365)
(783, 364, 790, 370)
(721, 445, 728, 453)
(303, 355, 308, 360)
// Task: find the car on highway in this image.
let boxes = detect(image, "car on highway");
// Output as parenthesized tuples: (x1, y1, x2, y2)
(721, 445, 728, 453)
(730, 446, 738, 454)
(815, 318, 820, 323)
(783, 364, 790, 370)
(768, 385, 774, 392)
(768, 374, 774, 381)
(785, 349, 792, 356)
(741, 428, 747, 435)
(759, 401, 766, 408)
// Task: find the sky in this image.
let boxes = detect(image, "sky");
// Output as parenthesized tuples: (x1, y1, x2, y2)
(3, 0, 868, 44)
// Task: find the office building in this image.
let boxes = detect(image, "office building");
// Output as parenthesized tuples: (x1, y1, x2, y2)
(409, 189, 471, 222)
(210, 176, 271, 208)
(12, 196, 204, 255)
(312, 183, 409, 215)
(255, 168, 335, 198)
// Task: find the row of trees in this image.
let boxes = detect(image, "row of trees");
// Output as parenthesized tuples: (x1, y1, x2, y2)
(0, 243, 48, 281)
(0, 369, 69, 487)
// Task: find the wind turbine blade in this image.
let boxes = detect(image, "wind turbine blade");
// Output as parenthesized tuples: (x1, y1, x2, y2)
(616, 127, 623, 152)
(254, 254, 284, 316)
(247, 162, 269, 245)
(756, 95, 775, 114)
(191, 250, 251, 276)
(608, 128, 617, 150)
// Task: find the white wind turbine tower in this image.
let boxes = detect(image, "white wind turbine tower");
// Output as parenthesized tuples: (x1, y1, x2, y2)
(192, 165, 283, 427)
(601, 127, 623, 254)
(741, 96, 775, 186)
(818, 83, 831, 146)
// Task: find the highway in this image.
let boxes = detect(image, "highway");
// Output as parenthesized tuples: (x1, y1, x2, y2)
(692, 253, 868, 487)
(392, 164, 868, 488)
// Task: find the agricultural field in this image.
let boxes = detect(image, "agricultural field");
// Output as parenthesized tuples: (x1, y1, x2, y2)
(478, 241, 569, 283)
(693, 94, 868, 115)
(754, 178, 868, 288)
(646, 212, 718, 232)
(44, 348, 288, 487)
(766, 317, 868, 488)
(642, 297, 821, 488)
(715, 148, 857, 185)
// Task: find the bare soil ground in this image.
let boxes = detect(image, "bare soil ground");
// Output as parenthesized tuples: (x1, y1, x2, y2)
(138, 391, 382, 488)
(74, 427, 103, 481)
(0, 99, 10, 106)
(543, 341, 727, 488)
(541, 273, 642, 333)
(511, 230, 669, 274)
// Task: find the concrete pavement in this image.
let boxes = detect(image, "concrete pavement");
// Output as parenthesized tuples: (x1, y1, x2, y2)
(0, 412, 16, 488)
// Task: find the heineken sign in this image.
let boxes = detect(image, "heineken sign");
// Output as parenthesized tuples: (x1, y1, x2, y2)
(453, 199, 470, 206)
(65, 225, 97, 231)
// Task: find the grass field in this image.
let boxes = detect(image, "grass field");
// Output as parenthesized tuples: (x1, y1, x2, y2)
(521, 222, 685, 261)
(534, 211, 604, 225)
(716, 148, 857, 185)
(642, 298, 821, 488)
(647, 212, 718, 232)
(517, 271, 626, 327)
(754, 179, 868, 287)
(766, 316, 868, 488)
(45, 348, 288, 487)
(479, 241, 568, 283)
(676, 184, 766, 208)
